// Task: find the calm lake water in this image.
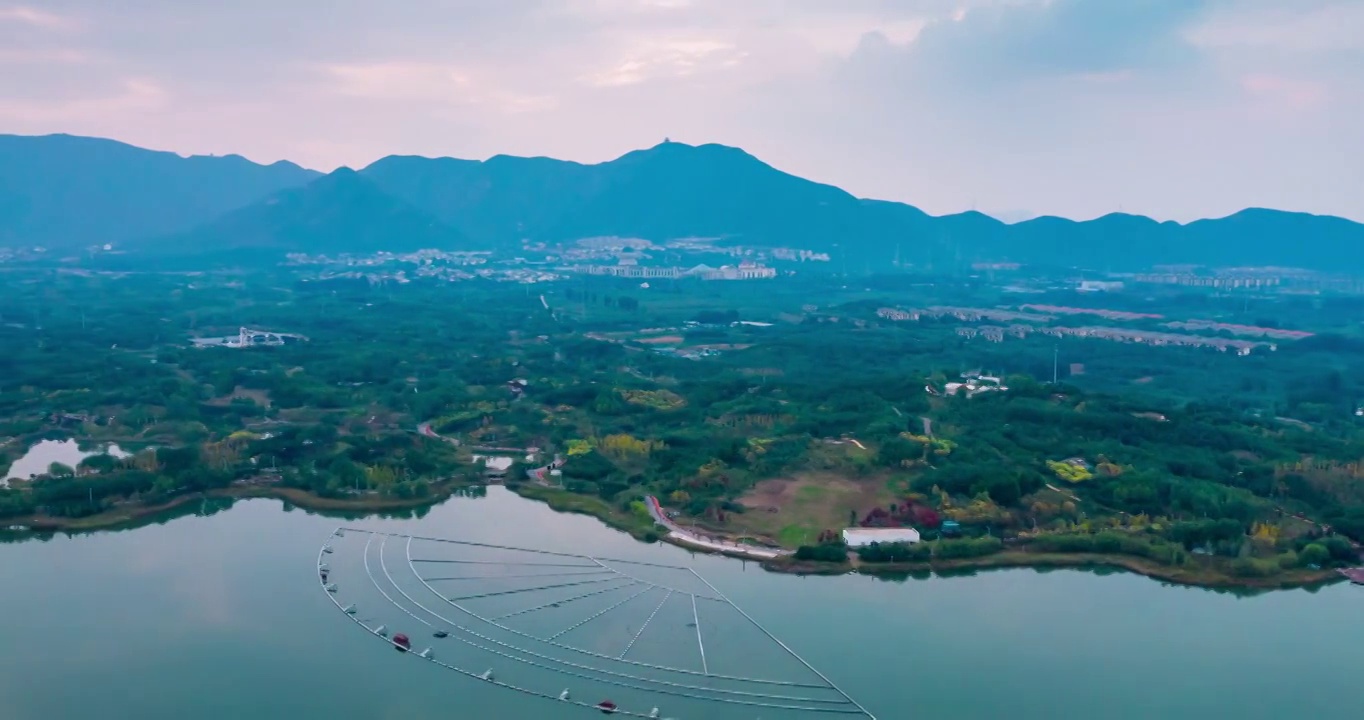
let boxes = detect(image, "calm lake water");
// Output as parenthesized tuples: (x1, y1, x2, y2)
(1, 487, 1361, 719)
(2, 439, 129, 485)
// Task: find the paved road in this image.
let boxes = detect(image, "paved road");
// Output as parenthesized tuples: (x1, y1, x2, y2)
(645, 496, 789, 560)
(416, 422, 459, 446)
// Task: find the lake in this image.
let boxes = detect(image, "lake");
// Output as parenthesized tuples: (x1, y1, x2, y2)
(1, 487, 1360, 719)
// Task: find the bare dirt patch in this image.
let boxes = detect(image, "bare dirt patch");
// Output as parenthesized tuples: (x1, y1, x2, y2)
(635, 335, 685, 345)
(735, 472, 895, 547)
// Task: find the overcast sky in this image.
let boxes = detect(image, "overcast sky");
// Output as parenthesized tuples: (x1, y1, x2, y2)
(1, 0, 1359, 222)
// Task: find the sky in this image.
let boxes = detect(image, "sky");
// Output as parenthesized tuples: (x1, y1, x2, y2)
(1, 0, 1360, 223)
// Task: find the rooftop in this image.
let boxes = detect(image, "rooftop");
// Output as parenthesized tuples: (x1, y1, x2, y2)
(842, 527, 921, 547)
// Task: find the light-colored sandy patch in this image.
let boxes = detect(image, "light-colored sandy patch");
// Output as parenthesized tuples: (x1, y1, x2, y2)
(635, 335, 685, 345)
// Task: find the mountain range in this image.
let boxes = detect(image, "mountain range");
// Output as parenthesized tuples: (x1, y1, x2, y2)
(0, 134, 317, 250)
(3, 132, 1361, 272)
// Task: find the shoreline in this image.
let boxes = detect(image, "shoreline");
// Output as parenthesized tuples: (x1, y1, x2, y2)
(2, 483, 1348, 591)
(762, 549, 1342, 591)
(1, 480, 470, 534)
(504, 489, 1344, 591)
(644, 495, 788, 561)
(506, 483, 661, 542)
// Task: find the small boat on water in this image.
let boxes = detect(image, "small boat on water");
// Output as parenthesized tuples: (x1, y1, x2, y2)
(597, 700, 617, 714)
(393, 633, 411, 652)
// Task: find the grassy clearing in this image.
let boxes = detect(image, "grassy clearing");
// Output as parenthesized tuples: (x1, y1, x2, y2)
(735, 472, 897, 548)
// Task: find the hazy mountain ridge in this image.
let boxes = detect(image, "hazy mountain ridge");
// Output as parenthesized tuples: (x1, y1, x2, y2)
(144, 167, 466, 259)
(0, 133, 319, 250)
(361, 141, 1364, 271)
(3, 133, 1361, 271)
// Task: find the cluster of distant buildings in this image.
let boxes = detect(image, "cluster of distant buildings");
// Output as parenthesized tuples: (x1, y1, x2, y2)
(1134, 273, 1282, 290)
(876, 304, 1301, 356)
(1130, 267, 1364, 294)
(973, 263, 1364, 296)
(564, 261, 777, 280)
(191, 327, 306, 349)
(1163, 320, 1312, 340)
(1035, 326, 1274, 355)
(949, 321, 1276, 355)
(288, 249, 562, 284)
(282, 243, 783, 283)
(935, 372, 1009, 398)
(769, 248, 831, 262)
(878, 306, 1052, 323)
(550, 235, 824, 269)
(286, 249, 491, 267)
(1019, 304, 1161, 321)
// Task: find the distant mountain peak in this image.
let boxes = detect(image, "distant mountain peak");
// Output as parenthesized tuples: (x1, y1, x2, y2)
(139, 167, 464, 259)
(318, 165, 362, 180)
(4, 132, 1361, 271)
(0, 132, 319, 249)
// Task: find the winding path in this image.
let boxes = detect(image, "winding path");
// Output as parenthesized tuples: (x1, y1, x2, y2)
(645, 496, 790, 560)
(417, 422, 460, 446)
(410, 425, 788, 562)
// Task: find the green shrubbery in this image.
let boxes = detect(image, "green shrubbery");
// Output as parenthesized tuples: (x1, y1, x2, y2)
(794, 543, 849, 562)
(857, 536, 1004, 563)
(1030, 531, 1188, 565)
(856, 541, 931, 563)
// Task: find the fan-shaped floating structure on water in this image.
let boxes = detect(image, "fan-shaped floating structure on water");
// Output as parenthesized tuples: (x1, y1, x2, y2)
(317, 527, 877, 719)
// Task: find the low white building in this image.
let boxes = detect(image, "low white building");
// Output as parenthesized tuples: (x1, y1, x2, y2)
(842, 528, 921, 547)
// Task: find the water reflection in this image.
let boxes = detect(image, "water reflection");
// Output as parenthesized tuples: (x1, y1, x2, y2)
(2, 487, 1363, 719)
(0, 485, 489, 544)
(3, 438, 130, 485)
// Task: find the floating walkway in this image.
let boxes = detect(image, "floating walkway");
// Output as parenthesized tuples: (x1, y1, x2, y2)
(317, 527, 875, 719)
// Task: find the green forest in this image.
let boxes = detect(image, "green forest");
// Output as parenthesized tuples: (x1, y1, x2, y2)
(1, 268, 1361, 584)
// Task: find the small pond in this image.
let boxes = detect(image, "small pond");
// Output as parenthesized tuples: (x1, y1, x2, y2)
(2, 439, 130, 485)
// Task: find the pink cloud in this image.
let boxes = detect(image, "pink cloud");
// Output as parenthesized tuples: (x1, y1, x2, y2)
(0, 47, 89, 64)
(0, 5, 74, 30)
(1240, 73, 1326, 111)
(0, 78, 166, 124)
